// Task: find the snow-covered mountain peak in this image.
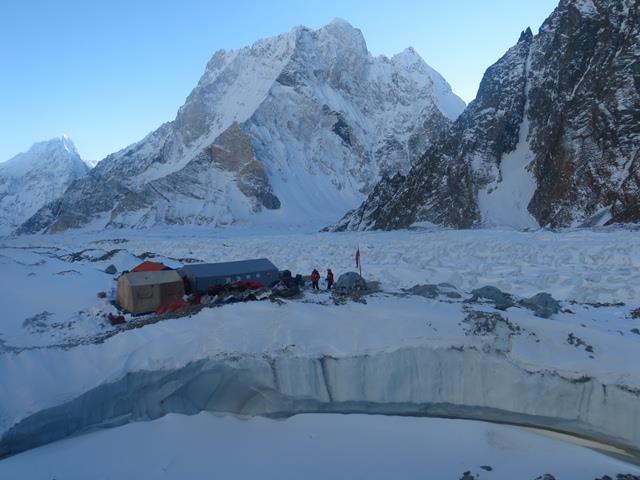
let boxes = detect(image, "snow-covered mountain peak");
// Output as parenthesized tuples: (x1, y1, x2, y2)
(320, 17, 367, 47)
(18, 20, 466, 234)
(1, 136, 83, 176)
(392, 46, 422, 63)
(0, 137, 89, 235)
(60, 134, 78, 154)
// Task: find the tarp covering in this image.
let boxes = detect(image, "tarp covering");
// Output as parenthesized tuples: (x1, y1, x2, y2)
(132, 261, 167, 273)
(117, 270, 185, 315)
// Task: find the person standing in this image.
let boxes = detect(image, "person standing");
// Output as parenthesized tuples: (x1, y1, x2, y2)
(311, 269, 321, 291)
(326, 268, 334, 290)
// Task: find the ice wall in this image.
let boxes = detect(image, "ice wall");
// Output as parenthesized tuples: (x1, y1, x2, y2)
(2, 345, 639, 458)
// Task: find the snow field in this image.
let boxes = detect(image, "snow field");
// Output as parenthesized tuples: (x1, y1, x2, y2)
(1, 413, 639, 480)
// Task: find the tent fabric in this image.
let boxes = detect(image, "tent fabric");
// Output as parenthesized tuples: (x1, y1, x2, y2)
(180, 258, 279, 294)
(132, 261, 167, 273)
(117, 270, 185, 315)
(335, 272, 367, 293)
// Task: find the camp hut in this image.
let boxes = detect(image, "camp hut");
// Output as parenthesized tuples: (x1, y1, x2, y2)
(132, 261, 168, 272)
(117, 270, 185, 315)
(180, 258, 279, 293)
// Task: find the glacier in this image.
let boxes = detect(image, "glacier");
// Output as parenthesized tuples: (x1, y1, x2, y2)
(1, 227, 640, 460)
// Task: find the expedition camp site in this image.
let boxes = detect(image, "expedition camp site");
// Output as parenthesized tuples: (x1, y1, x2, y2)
(1, 228, 640, 479)
(107, 256, 372, 327)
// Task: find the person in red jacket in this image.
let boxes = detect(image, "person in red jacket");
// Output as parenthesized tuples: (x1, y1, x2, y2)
(311, 269, 321, 290)
(326, 269, 334, 290)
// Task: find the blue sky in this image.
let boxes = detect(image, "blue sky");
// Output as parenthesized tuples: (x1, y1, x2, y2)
(0, 0, 558, 162)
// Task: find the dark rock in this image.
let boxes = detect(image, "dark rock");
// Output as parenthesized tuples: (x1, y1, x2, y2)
(405, 283, 462, 300)
(631, 328, 640, 335)
(107, 313, 126, 326)
(534, 475, 556, 480)
(631, 308, 640, 319)
(460, 471, 475, 480)
(270, 285, 301, 299)
(438, 283, 463, 299)
(465, 310, 520, 336)
(96, 292, 107, 299)
(470, 286, 514, 310)
(567, 333, 595, 353)
(104, 264, 117, 275)
(335, 0, 640, 231)
(596, 476, 640, 480)
(405, 284, 439, 299)
(519, 292, 561, 318)
(480, 465, 493, 471)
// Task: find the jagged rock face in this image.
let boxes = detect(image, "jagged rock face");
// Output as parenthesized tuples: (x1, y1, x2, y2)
(333, 31, 532, 231)
(208, 123, 280, 210)
(19, 19, 464, 233)
(0, 137, 88, 236)
(527, 0, 640, 227)
(337, 0, 640, 231)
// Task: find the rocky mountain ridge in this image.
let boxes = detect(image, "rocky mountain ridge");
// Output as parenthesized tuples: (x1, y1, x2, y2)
(335, 0, 640, 231)
(17, 19, 464, 234)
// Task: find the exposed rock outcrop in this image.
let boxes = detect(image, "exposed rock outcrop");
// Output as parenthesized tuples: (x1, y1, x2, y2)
(336, 0, 640, 231)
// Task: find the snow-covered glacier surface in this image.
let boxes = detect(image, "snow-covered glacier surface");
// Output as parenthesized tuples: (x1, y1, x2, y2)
(0, 227, 639, 469)
(2, 413, 639, 480)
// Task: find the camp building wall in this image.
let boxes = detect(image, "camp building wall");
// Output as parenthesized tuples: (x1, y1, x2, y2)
(117, 270, 185, 315)
(181, 258, 279, 293)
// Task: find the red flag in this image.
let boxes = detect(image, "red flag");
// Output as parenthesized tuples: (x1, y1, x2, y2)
(355, 247, 361, 268)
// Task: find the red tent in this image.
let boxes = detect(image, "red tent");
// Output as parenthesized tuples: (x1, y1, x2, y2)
(132, 261, 167, 272)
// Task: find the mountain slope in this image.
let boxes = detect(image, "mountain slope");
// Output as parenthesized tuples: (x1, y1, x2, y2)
(19, 19, 465, 234)
(335, 0, 640, 231)
(0, 136, 89, 236)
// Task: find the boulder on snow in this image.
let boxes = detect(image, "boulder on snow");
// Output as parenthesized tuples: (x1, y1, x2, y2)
(406, 284, 439, 298)
(405, 283, 462, 300)
(470, 286, 514, 310)
(519, 292, 561, 319)
(334, 272, 367, 293)
(104, 264, 117, 275)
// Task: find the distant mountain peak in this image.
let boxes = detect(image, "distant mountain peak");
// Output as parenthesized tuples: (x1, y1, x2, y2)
(0, 136, 89, 235)
(60, 134, 78, 154)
